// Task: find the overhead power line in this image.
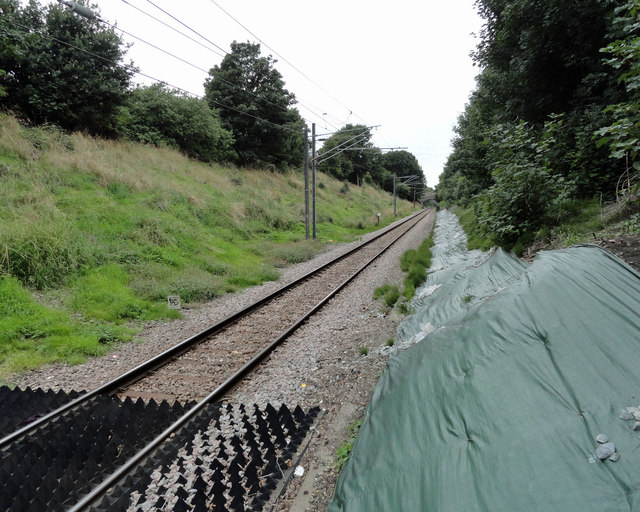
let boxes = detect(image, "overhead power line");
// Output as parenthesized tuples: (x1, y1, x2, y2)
(205, 0, 366, 129)
(141, 0, 228, 56)
(120, 0, 225, 58)
(112, 0, 340, 128)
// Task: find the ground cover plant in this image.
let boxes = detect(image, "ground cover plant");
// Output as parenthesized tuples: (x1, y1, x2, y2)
(0, 115, 414, 383)
(373, 227, 435, 312)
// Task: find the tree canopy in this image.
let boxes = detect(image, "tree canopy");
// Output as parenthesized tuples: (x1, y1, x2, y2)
(316, 124, 383, 186)
(0, 0, 133, 136)
(316, 125, 424, 200)
(119, 84, 234, 163)
(437, 0, 635, 246)
(204, 41, 305, 169)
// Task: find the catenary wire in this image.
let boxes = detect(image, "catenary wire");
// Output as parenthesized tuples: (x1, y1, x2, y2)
(205, 0, 366, 130)
(120, 0, 225, 58)
(109, 0, 339, 128)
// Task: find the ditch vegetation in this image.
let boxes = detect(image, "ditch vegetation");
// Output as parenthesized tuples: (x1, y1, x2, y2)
(0, 114, 415, 382)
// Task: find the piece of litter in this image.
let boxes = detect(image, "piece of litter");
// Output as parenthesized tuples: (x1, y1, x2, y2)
(301, 383, 306, 388)
(294, 466, 304, 478)
(112, 355, 118, 359)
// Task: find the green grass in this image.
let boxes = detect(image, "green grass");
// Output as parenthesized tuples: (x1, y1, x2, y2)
(334, 418, 363, 472)
(0, 113, 416, 381)
(455, 206, 497, 251)
(373, 284, 401, 307)
(402, 232, 435, 300)
(0, 276, 132, 383)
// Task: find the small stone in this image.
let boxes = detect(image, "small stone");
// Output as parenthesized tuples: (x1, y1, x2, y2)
(609, 452, 621, 462)
(632, 422, 640, 431)
(595, 434, 608, 444)
(596, 442, 616, 460)
(619, 408, 636, 421)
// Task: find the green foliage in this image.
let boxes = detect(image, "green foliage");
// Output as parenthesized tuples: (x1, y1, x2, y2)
(204, 41, 304, 169)
(0, 276, 132, 380)
(373, 284, 400, 307)
(334, 419, 363, 472)
(438, 0, 627, 244)
(317, 124, 385, 189)
(0, 0, 133, 135)
(358, 346, 369, 356)
(0, 221, 87, 289)
(381, 150, 426, 200)
(622, 213, 640, 233)
(68, 264, 179, 323)
(401, 233, 434, 300)
(119, 84, 234, 162)
(475, 120, 575, 243)
(597, 1, 640, 165)
(386, 338, 395, 347)
(455, 206, 496, 251)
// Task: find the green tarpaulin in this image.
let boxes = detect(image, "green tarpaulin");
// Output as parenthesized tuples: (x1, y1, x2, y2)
(329, 212, 640, 512)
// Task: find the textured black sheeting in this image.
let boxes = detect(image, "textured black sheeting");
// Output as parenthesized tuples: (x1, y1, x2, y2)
(0, 385, 83, 437)
(0, 388, 195, 512)
(92, 403, 320, 512)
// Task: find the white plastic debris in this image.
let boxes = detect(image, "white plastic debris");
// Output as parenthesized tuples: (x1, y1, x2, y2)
(294, 466, 304, 478)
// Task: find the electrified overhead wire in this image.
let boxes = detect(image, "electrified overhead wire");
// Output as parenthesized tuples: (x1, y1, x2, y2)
(116, 0, 336, 129)
(120, 0, 225, 58)
(206, 0, 366, 131)
(100, 19, 211, 75)
(141, 0, 228, 56)
(101, 8, 299, 116)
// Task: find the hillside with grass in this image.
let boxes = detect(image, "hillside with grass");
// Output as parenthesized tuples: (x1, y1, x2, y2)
(0, 114, 416, 382)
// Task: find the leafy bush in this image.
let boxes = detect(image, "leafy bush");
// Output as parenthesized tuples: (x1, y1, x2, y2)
(475, 120, 575, 243)
(597, 1, 640, 165)
(120, 84, 234, 162)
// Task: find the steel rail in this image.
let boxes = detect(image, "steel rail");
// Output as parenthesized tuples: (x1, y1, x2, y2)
(0, 210, 426, 449)
(68, 207, 430, 511)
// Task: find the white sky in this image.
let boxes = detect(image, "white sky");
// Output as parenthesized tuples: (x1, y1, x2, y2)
(49, 0, 483, 187)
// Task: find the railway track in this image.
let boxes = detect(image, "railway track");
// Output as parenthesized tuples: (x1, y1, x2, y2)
(0, 209, 431, 511)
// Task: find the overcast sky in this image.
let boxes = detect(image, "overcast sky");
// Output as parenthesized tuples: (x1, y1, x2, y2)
(51, 0, 483, 187)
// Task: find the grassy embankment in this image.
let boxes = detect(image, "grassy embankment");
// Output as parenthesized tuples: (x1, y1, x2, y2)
(0, 114, 415, 383)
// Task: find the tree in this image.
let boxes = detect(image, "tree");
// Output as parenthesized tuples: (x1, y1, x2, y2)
(473, 0, 614, 124)
(316, 124, 384, 187)
(597, 1, 640, 169)
(381, 150, 425, 200)
(119, 84, 234, 162)
(204, 41, 304, 169)
(0, 0, 133, 135)
(439, 0, 626, 210)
